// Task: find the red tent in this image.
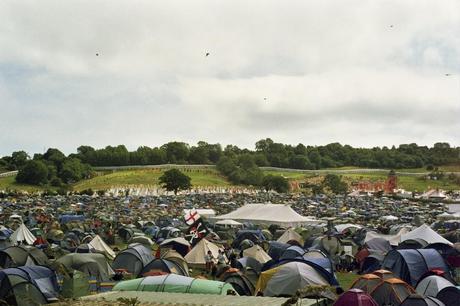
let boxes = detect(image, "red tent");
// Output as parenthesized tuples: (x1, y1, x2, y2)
(334, 288, 378, 306)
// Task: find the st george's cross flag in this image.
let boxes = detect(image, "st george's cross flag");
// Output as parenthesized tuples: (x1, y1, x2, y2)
(184, 209, 200, 225)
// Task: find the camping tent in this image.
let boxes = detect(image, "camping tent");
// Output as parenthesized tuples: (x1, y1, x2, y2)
(333, 288, 378, 306)
(352, 274, 384, 293)
(112, 243, 154, 277)
(184, 239, 222, 266)
(10, 223, 36, 245)
(0, 266, 59, 306)
(242, 245, 272, 264)
(255, 261, 338, 297)
(277, 228, 303, 245)
(368, 278, 415, 306)
(113, 274, 236, 295)
(160, 237, 191, 257)
(436, 286, 460, 306)
(56, 253, 114, 281)
(161, 249, 189, 275)
(222, 270, 255, 296)
(400, 294, 445, 306)
(416, 275, 455, 297)
(87, 235, 116, 260)
(214, 203, 319, 227)
(0, 246, 48, 268)
(402, 224, 453, 246)
(382, 249, 452, 286)
(140, 258, 188, 276)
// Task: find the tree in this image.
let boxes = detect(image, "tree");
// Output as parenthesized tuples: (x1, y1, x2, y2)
(11, 151, 29, 168)
(322, 174, 348, 194)
(262, 175, 290, 193)
(159, 169, 192, 194)
(16, 160, 49, 185)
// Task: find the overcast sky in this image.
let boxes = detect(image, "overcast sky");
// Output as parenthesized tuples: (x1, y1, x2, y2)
(1, 0, 459, 156)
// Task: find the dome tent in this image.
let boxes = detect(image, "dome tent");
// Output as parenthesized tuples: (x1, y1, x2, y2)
(112, 243, 154, 277)
(416, 275, 455, 297)
(255, 261, 338, 297)
(352, 274, 383, 293)
(0, 266, 59, 306)
(333, 288, 378, 306)
(382, 249, 452, 286)
(400, 294, 445, 306)
(369, 278, 416, 306)
(113, 274, 236, 295)
(436, 286, 460, 306)
(140, 258, 188, 276)
(0, 245, 48, 268)
(222, 270, 255, 296)
(55, 253, 114, 282)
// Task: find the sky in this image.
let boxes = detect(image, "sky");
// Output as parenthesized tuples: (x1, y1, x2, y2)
(1, 0, 459, 156)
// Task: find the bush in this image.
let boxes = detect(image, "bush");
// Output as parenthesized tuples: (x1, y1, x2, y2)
(16, 160, 49, 185)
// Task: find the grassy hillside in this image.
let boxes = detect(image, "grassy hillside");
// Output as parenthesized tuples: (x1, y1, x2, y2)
(73, 168, 230, 191)
(0, 176, 54, 192)
(1, 166, 458, 193)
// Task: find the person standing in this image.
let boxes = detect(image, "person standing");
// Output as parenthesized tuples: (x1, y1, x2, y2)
(204, 250, 215, 274)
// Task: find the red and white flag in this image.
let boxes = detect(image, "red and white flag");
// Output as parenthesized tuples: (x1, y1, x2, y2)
(184, 209, 200, 225)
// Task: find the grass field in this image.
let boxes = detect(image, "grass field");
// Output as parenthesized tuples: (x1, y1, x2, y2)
(341, 172, 459, 191)
(73, 168, 230, 191)
(0, 176, 53, 192)
(336, 272, 360, 290)
(1, 166, 458, 193)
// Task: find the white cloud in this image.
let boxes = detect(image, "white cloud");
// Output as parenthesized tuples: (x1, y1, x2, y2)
(0, 0, 459, 155)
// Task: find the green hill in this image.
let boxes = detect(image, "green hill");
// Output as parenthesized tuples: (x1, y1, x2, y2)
(1, 166, 458, 193)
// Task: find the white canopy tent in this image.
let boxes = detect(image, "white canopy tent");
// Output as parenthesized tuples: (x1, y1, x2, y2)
(215, 219, 243, 228)
(213, 203, 319, 227)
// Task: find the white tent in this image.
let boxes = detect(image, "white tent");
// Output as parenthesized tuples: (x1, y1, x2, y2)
(334, 224, 363, 233)
(215, 219, 243, 227)
(88, 235, 116, 260)
(183, 209, 216, 218)
(213, 203, 319, 227)
(277, 228, 303, 244)
(184, 239, 223, 266)
(242, 245, 272, 263)
(364, 228, 410, 246)
(10, 223, 36, 245)
(401, 223, 453, 246)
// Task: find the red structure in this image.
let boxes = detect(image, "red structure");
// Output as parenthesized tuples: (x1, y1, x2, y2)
(352, 171, 397, 194)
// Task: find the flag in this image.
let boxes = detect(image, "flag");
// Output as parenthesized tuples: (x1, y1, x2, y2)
(185, 219, 209, 246)
(184, 209, 200, 225)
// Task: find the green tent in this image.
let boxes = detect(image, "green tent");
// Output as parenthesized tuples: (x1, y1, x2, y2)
(113, 274, 237, 296)
(55, 253, 114, 281)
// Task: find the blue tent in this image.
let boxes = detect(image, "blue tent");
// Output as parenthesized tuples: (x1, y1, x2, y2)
(112, 243, 154, 277)
(279, 245, 306, 260)
(232, 230, 266, 249)
(0, 266, 59, 305)
(382, 249, 452, 286)
(59, 215, 85, 224)
(267, 241, 290, 261)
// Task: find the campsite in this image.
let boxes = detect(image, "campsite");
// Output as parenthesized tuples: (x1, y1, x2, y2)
(0, 186, 460, 306)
